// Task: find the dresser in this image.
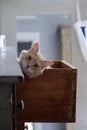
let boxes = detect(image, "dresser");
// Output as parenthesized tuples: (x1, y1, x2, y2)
(0, 47, 23, 130)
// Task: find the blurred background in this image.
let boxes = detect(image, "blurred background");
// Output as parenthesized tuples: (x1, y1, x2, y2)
(0, 0, 87, 130)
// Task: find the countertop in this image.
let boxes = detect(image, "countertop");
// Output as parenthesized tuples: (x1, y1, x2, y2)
(0, 47, 23, 83)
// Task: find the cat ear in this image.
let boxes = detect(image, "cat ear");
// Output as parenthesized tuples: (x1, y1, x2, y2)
(43, 61, 54, 67)
(32, 42, 39, 52)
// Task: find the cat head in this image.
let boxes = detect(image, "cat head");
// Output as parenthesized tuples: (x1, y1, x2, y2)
(19, 42, 54, 78)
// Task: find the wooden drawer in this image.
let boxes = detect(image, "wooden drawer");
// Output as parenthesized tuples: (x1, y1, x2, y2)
(15, 60, 77, 123)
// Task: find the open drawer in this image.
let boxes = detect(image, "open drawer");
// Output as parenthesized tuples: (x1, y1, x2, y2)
(15, 60, 77, 124)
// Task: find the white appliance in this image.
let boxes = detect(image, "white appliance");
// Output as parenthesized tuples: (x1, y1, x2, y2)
(74, 0, 87, 62)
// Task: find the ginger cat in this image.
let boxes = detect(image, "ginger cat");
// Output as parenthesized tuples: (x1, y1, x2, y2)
(18, 43, 54, 78)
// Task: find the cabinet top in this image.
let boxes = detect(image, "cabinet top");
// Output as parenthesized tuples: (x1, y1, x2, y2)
(0, 47, 23, 83)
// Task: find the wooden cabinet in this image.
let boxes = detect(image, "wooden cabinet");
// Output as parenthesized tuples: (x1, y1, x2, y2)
(0, 47, 23, 130)
(14, 60, 77, 130)
(0, 47, 77, 130)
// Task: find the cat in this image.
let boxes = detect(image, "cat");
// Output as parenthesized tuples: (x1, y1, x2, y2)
(18, 42, 54, 78)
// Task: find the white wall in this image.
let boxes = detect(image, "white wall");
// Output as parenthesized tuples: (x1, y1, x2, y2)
(1, 0, 76, 47)
(17, 15, 71, 60)
(1, 0, 87, 130)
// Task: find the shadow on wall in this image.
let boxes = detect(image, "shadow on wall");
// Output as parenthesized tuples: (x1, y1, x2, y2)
(16, 15, 71, 60)
(41, 123, 66, 130)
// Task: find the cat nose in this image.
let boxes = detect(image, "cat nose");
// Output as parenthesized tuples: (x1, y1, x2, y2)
(27, 64, 30, 68)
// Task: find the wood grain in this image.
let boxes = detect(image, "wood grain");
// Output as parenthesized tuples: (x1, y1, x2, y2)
(15, 61, 77, 124)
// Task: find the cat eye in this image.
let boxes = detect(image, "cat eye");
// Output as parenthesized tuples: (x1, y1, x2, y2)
(28, 55, 32, 61)
(34, 63, 39, 67)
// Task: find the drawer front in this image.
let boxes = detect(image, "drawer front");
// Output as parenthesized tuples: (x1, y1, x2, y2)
(15, 69, 76, 123)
